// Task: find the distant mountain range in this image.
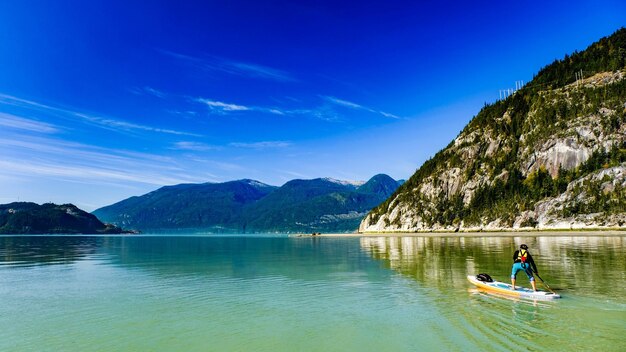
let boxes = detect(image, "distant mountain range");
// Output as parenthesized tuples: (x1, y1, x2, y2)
(0, 202, 127, 234)
(93, 174, 403, 233)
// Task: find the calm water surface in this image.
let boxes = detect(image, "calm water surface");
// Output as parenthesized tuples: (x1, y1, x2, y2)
(0, 235, 624, 351)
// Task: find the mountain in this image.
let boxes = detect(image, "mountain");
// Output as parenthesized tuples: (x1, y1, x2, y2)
(361, 28, 626, 232)
(0, 202, 126, 234)
(244, 175, 402, 233)
(93, 175, 402, 233)
(93, 179, 277, 231)
(358, 174, 404, 197)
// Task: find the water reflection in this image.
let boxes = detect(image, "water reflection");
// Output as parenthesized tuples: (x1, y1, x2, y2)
(0, 236, 382, 283)
(361, 235, 625, 351)
(0, 236, 104, 267)
(107, 236, 385, 281)
(360, 235, 626, 299)
(470, 288, 547, 321)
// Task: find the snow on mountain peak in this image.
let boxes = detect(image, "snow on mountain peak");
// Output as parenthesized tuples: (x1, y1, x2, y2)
(322, 177, 365, 187)
(243, 179, 273, 188)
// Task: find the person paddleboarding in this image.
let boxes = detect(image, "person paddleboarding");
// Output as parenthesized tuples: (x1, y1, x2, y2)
(511, 244, 538, 291)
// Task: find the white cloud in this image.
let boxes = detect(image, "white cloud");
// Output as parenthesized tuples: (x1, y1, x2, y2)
(229, 62, 296, 82)
(380, 111, 400, 119)
(0, 112, 59, 133)
(322, 96, 366, 110)
(288, 106, 340, 122)
(322, 95, 400, 119)
(186, 157, 249, 173)
(229, 141, 292, 149)
(198, 98, 251, 112)
(160, 49, 297, 82)
(0, 135, 208, 186)
(267, 108, 285, 115)
(193, 94, 400, 122)
(195, 94, 404, 122)
(196, 98, 289, 116)
(0, 136, 171, 168)
(0, 159, 191, 186)
(194, 96, 344, 122)
(129, 86, 166, 98)
(282, 170, 309, 178)
(90, 116, 201, 136)
(171, 141, 220, 151)
(0, 93, 200, 136)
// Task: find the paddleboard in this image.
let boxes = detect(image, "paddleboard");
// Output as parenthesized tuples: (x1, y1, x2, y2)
(467, 274, 561, 300)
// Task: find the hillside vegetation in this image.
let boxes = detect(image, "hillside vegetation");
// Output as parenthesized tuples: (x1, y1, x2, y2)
(0, 202, 125, 234)
(94, 175, 402, 233)
(361, 28, 626, 232)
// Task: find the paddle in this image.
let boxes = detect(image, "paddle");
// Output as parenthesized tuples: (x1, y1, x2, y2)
(534, 271, 557, 294)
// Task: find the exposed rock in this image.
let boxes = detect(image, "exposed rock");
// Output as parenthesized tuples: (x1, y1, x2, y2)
(361, 73, 625, 233)
(523, 138, 593, 177)
(362, 30, 626, 233)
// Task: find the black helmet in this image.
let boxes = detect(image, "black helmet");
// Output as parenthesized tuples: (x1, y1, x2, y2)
(520, 244, 528, 250)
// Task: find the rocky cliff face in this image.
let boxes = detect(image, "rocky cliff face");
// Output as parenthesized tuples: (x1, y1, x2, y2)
(360, 29, 626, 232)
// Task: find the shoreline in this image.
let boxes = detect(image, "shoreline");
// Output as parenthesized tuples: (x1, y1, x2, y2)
(310, 230, 626, 238)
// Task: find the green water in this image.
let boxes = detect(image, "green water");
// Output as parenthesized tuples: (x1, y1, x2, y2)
(0, 235, 624, 351)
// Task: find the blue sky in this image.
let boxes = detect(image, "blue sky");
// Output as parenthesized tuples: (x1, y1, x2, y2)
(0, 1, 624, 211)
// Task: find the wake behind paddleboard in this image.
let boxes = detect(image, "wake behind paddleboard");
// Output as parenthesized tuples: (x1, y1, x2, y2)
(468, 274, 561, 300)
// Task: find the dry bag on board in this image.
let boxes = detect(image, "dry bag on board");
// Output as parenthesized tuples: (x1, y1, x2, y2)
(476, 273, 493, 282)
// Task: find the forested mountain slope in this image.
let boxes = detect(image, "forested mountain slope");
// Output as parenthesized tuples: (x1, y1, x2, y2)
(95, 175, 402, 233)
(1, 202, 125, 234)
(360, 28, 626, 232)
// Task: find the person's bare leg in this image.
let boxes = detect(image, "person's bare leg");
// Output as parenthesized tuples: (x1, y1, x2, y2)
(511, 278, 516, 290)
(531, 280, 537, 292)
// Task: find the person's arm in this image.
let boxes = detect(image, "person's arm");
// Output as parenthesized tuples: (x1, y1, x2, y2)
(512, 250, 518, 262)
(529, 254, 538, 273)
